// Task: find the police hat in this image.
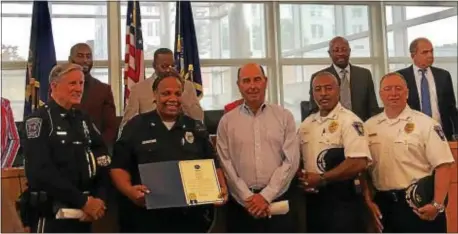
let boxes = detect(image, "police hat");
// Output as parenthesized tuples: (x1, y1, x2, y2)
(405, 174, 448, 209)
(316, 148, 345, 172)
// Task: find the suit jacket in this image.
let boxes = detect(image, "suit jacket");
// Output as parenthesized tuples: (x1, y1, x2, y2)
(397, 65, 458, 140)
(120, 75, 204, 130)
(308, 64, 380, 121)
(77, 76, 117, 145)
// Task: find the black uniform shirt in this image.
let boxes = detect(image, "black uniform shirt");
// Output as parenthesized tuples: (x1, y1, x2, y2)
(112, 110, 218, 186)
(23, 100, 111, 209)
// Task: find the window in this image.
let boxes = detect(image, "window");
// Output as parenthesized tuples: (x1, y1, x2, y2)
(311, 24, 324, 39)
(120, 2, 266, 60)
(352, 24, 363, 34)
(1, 68, 109, 121)
(279, 4, 371, 58)
(388, 63, 458, 103)
(386, 5, 457, 57)
(352, 8, 362, 18)
(282, 64, 373, 124)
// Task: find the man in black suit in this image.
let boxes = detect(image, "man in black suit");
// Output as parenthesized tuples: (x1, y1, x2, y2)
(397, 37, 458, 140)
(308, 36, 380, 121)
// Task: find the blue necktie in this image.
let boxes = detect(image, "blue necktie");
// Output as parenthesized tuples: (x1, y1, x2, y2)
(420, 69, 432, 117)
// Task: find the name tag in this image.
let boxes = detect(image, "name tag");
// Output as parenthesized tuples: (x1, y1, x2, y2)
(142, 139, 157, 144)
(56, 131, 67, 136)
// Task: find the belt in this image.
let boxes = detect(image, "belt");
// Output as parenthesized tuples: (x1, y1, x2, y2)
(376, 189, 406, 202)
(249, 187, 265, 194)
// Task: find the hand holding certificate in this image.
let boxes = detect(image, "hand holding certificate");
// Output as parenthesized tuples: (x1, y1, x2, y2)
(138, 159, 224, 209)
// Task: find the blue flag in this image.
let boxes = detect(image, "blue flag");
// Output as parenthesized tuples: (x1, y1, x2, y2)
(24, 1, 56, 118)
(174, 1, 203, 98)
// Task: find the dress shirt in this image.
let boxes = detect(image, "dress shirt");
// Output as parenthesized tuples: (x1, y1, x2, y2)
(412, 65, 441, 124)
(216, 102, 300, 205)
(1, 98, 20, 168)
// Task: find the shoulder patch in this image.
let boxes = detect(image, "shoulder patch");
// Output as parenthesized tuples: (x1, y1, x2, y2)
(433, 125, 446, 141)
(352, 121, 365, 136)
(26, 117, 43, 139)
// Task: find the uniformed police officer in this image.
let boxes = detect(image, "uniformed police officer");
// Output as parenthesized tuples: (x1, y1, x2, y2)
(110, 71, 228, 233)
(23, 63, 111, 233)
(364, 72, 455, 233)
(298, 71, 372, 232)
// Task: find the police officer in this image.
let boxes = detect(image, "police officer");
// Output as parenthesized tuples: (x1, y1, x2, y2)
(364, 72, 455, 233)
(298, 71, 372, 232)
(23, 63, 111, 233)
(111, 71, 228, 232)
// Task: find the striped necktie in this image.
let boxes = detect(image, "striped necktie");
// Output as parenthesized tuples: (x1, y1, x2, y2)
(420, 69, 432, 117)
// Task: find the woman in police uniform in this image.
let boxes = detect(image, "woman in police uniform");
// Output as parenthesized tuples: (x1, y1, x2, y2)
(110, 71, 228, 232)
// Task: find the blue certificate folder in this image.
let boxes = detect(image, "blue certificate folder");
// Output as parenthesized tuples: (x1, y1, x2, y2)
(138, 160, 187, 210)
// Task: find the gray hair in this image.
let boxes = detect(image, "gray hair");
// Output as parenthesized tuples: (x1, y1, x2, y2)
(409, 37, 431, 54)
(49, 63, 84, 83)
(379, 72, 407, 88)
(312, 71, 339, 87)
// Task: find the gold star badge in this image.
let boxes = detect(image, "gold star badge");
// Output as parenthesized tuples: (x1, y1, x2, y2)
(328, 121, 339, 133)
(404, 122, 415, 134)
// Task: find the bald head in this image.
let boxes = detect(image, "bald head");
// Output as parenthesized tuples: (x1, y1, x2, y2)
(237, 63, 267, 109)
(69, 43, 93, 74)
(328, 36, 351, 69)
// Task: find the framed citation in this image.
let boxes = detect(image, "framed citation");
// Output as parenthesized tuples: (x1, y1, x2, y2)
(138, 159, 223, 209)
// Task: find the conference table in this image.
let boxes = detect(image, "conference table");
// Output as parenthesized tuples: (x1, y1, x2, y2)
(2, 140, 457, 233)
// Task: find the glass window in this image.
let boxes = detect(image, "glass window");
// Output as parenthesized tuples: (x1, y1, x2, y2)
(1, 2, 108, 61)
(279, 4, 371, 58)
(388, 63, 458, 103)
(1, 68, 109, 121)
(120, 2, 266, 60)
(282, 64, 373, 124)
(386, 6, 457, 57)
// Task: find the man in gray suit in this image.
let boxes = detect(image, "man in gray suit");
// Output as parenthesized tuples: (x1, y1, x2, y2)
(308, 36, 380, 121)
(119, 48, 204, 131)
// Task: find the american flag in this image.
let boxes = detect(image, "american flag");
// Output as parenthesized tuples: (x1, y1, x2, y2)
(123, 1, 145, 107)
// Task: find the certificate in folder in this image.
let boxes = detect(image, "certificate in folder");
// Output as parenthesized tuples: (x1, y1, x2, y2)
(138, 159, 223, 210)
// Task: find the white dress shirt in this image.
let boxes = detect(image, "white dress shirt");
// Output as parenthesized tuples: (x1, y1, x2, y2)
(412, 64, 441, 124)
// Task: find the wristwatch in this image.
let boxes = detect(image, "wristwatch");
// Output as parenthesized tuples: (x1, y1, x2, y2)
(431, 201, 445, 213)
(318, 173, 327, 187)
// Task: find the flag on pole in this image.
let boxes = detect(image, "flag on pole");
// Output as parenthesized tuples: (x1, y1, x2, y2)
(174, 1, 203, 98)
(24, 1, 56, 119)
(123, 1, 145, 107)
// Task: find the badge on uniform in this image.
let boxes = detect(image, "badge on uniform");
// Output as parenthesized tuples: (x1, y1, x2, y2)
(328, 121, 339, 133)
(404, 122, 415, 134)
(185, 131, 194, 144)
(352, 122, 364, 136)
(26, 117, 43, 139)
(433, 125, 446, 141)
(97, 155, 112, 167)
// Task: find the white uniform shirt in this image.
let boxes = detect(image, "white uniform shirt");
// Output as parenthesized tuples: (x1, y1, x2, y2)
(299, 103, 372, 173)
(365, 105, 455, 191)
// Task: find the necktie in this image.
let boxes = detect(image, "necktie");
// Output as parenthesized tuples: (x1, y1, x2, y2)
(340, 69, 352, 110)
(420, 69, 432, 117)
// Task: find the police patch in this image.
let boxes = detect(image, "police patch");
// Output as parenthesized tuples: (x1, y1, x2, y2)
(433, 125, 446, 141)
(352, 122, 364, 136)
(26, 117, 42, 139)
(96, 155, 111, 167)
(185, 132, 194, 144)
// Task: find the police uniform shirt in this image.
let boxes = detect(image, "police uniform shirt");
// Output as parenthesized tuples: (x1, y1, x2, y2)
(299, 103, 372, 173)
(112, 110, 217, 188)
(364, 105, 455, 191)
(23, 100, 111, 209)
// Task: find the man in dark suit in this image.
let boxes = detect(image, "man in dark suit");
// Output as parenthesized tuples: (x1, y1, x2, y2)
(308, 36, 379, 121)
(396, 37, 458, 140)
(69, 43, 117, 146)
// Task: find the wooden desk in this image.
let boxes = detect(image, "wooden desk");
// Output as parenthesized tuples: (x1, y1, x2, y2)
(447, 141, 458, 233)
(1, 167, 27, 232)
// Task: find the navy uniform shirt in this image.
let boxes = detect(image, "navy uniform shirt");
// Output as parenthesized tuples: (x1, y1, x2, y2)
(112, 110, 218, 232)
(23, 100, 111, 209)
